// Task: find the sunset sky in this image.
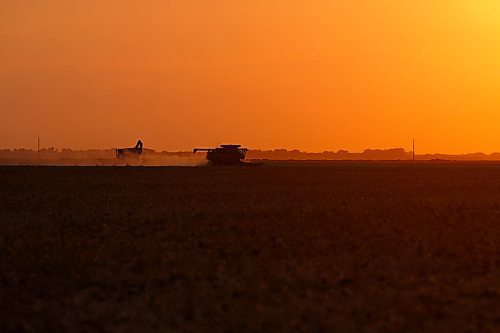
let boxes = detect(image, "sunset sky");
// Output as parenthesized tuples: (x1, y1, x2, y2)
(2, 1, 500, 153)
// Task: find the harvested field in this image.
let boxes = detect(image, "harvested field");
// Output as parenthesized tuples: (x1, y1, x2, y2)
(1, 162, 499, 332)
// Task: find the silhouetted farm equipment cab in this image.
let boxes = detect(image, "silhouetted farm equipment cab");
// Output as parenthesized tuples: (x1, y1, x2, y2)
(116, 140, 143, 158)
(193, 144, 255, 166)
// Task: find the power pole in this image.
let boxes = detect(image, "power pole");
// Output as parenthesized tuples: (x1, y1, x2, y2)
(37, 137, 41, 164)
(413, 139, 415, 161)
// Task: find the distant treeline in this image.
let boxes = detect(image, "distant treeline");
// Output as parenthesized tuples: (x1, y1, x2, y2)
(2, 147, 500, 164)
(0, 148, 194, 160)
(247, 148, 500, 161)
(0, 148, 201, 166)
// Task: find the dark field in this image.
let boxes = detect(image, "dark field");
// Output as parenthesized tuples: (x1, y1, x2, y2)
(1, 162, 499, 332)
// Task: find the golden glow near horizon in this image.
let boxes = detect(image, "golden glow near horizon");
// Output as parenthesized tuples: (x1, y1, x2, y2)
(1, 1, 500, 153)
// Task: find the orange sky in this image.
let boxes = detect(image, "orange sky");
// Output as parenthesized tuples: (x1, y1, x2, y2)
(1, 1, 500, 153)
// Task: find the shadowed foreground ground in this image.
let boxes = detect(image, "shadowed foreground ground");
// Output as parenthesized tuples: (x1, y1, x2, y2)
(1, 162, 499, 332)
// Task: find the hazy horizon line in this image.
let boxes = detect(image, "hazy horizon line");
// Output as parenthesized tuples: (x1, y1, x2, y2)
(2, 146, 500, 156)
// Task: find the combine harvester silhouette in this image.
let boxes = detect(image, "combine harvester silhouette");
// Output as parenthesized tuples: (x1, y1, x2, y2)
(193, 144, 261, 166)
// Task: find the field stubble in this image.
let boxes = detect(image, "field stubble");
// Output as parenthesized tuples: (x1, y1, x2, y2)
(0, 162, 499, 332)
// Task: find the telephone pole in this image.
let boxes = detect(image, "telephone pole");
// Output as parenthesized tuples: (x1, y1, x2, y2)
(412, 139, 415, 161)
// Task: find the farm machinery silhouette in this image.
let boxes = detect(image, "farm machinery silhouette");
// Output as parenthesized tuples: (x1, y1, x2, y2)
(116, 140, 144, 158)
(194, 144, 259, 166)
(115, 141, 259, 166)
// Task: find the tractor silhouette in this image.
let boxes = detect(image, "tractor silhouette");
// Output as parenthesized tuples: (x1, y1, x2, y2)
(116, 140, 143, 158)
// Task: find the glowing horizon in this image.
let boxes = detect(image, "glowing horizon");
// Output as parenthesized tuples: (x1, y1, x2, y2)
(2, 1, 500, 154)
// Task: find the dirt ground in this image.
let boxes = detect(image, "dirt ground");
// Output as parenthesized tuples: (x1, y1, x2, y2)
(1, 162, 499, 332)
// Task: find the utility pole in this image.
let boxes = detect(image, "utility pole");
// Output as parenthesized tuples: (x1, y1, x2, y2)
(37, 137, 41, 164)
(413, 139, 415, 161)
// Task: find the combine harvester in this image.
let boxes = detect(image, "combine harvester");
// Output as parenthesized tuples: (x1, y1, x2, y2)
(193, 144, 260, 166)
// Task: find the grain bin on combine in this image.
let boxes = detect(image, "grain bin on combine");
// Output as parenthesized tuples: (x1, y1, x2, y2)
(193, 144, 255, 166)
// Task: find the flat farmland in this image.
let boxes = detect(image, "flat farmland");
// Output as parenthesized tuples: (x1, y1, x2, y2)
(1, 162, 499, 332)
